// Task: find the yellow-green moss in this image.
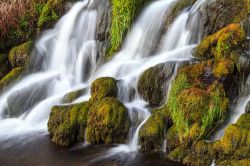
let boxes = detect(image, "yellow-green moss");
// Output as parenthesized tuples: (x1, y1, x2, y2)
(195, 24, 246, 59)
(90, 77, 117, 103)
(139, 107, 168, 151)
(0, 67, 24, 90)
(107, 0, 149, 59)
(213, 58, 235, 78)
(38, 0, 63, 30)
(62, 89, 85, 103)
(47, 102, 90, 147)
(8, 41, 34, 68)
(86, 97, 131, 144)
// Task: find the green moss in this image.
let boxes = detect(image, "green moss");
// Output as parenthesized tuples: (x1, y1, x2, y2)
(167, 146, 187, 162)
(195, 24, 246, 59)
(62, 89, 85, 103)
(86, 97, 131, 144)
(38, 0, 63, 30)
(107, 0, 149, 59)
(90, 77, 117, 103)
(213, 58, 235, 78)
(0, 67, 23, 90)
(47, 102, 90, 147)
(139, 108, 167, 151)
(8, 41, 34, 68)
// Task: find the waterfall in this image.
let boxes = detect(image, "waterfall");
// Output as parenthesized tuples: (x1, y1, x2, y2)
(0, 0, 208, 155)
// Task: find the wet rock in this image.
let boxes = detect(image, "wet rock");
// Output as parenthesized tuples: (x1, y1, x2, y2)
(203, 0, 248, 36)
(137, 63, 175, 106)
(86, 97, 131, 144)
(90, 77, 117, 103)
(139, 107, 170, 151)
(62, 88, 86, 103)
(48, 102, 90, 147)
(246, 101, 250, 113)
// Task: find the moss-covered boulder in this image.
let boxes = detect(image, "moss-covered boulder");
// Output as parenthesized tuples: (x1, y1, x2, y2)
(0, 67, 24, 90)
(8, 41, 34, 68)
(90, 77, 117, 103)
(48, 102, 90, 147)
(139, 107, 169, 151)
(62, 89, 85, 103)
(137, 63, 175, 106)
(86, 97, 131, 144)
(195, 24, 245, 59)
(183, 113, 250, 166)
(203, 0, 248, 35)
(0, 54, 11, 79)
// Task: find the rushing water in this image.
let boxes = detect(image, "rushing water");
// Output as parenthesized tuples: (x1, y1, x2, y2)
(0, 0, 209, 165)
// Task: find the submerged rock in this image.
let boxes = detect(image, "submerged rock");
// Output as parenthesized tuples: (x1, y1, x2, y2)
(48, 102, 90, 147)
(86, 97, 131, 144)
(90, 77, 117, 103)
(8, 41, 34, 68)
(137, 63, 175, 106)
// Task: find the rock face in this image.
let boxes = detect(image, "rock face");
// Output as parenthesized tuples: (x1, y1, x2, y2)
(137, 63, 175, 106)
(86, 97, 131, 144)
(203, 0, 248, 36)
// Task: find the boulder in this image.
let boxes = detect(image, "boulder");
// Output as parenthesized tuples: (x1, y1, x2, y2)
(48, 102, 90, 147)
(86, 97, 131, 144)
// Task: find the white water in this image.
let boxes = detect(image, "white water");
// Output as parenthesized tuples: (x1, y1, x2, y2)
(0, 0, 208, 156)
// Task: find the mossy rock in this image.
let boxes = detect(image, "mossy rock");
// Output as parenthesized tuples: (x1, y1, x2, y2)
(139, 107, 169, 151)
(62, 89, 85, 103)
(217, 158, 250, 166)
(38, 0, 65, 31)
(195, 24, 245, 59)
(167, 61, 229, 143)
(90, 77, 117, 103)
(0, 67, 24, 90)
(204, 0, 248, 35)
(86, 97, 131, 144)
(0, 54, 11, 79)
(107, 0, 149, 59)
(8, 41, 34, 68)
(48, 102, 90, 147)
(137, 63, 175, 106)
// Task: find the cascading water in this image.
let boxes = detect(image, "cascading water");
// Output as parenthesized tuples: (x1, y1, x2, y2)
(0, 0, 208, 160)
(0, 0, 98, 140)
